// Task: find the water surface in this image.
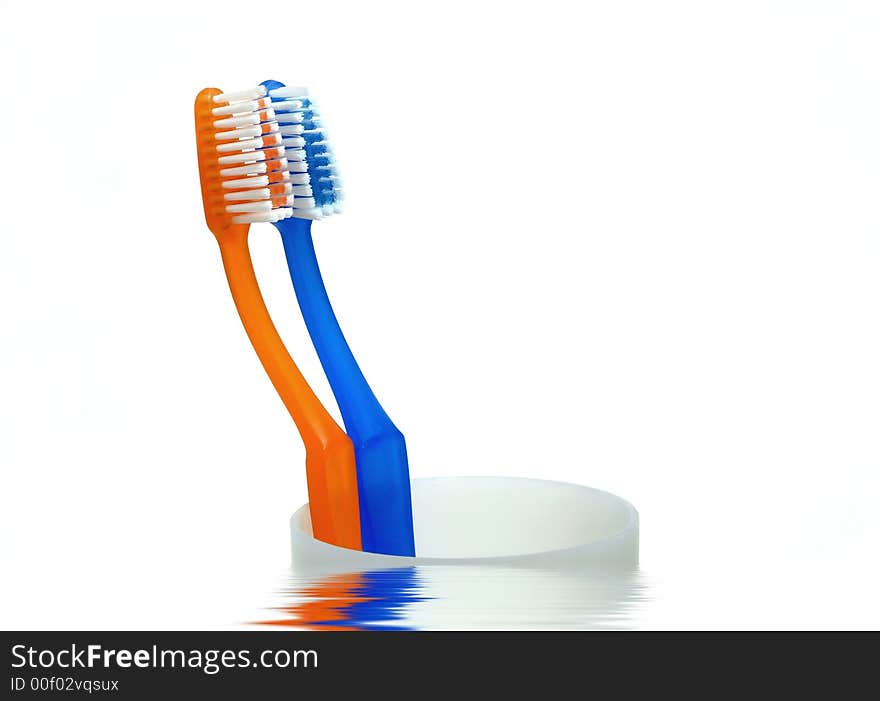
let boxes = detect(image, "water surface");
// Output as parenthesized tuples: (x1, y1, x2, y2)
(258, 565, 649, 630)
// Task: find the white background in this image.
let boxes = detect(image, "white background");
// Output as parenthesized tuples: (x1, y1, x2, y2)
(1, 0, 878, 629)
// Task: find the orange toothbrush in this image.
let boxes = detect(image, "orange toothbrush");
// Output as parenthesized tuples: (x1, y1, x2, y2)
(194, 85, 361, 550)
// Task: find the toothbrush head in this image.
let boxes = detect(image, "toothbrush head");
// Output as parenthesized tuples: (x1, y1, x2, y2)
(195, 85, 294, 233)
(260, 80, 344, 220)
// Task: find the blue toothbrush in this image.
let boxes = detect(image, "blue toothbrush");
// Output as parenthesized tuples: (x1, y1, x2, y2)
(261, 80, 415, 556)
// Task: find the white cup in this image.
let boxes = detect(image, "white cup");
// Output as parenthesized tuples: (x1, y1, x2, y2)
(291, 476, 638, 571)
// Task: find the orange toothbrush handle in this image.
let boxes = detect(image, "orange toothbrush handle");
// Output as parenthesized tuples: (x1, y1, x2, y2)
(216, 225, 361, 550)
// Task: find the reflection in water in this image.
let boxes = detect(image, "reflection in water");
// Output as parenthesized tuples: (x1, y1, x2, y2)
(258, 565, 649, 630)
(260, 569, 427, 631)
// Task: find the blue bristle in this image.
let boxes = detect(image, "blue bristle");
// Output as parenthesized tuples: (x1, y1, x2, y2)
(260, 80, 341, 215)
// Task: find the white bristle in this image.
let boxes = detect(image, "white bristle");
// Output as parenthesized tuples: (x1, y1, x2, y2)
(213, 86, 267, 104)
(220, 163, 267, 178)
(292, 197, 317, 210)
(211, 98, 269, 117)
(202, 86, 297, 225)
(212, 101, 252, 117)
(216, 137, 261, 153)
(252, 88, 346, 220)
(217, 123, 279, 141)
(226, 201, 274, 213)
(222, 175, 270, 189)
(232, 213, 272, 224)
(276, 111, 304, 124)
(215, 133, 281, 153)
(268, 86, 308, 99)
(290, 208, 323, 220)
(224, 188, 271, 201)
(215, 126, 262, 141)
(217, 151, 266, 165)
(213, 114, 260, 129)
(272, 100, 305, 113)
(231, 206, 293, 225)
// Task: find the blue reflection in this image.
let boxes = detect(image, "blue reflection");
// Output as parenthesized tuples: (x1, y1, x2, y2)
(313, 568, 429, 631)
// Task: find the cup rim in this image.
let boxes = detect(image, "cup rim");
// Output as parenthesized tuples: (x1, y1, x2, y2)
(291, 475, 639, 566)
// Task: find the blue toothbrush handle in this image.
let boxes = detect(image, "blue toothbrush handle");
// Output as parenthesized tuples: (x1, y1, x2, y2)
(276, 216, 415, 556)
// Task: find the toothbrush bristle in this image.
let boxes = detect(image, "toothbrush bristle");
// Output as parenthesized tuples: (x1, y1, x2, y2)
(265, 86, 344, 220)
(195, 86, 294, 227)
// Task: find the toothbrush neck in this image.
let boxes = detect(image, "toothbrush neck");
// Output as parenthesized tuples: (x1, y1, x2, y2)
(278, 217, 399, 446)
(215, 226, 345, 449)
